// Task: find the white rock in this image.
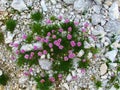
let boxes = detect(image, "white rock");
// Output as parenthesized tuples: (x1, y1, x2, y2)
(73, 58, 80, 68)
(50, 0, 57, 4)
(5, 32, 15, 44)
(105, 20, 120, 34)
(100, 63, 107, 75)
(39, 59, 52, 70)
(19, 76, 28, 84)
(94, 0, 103, 4)
(33, 42, 43, 49)
(63, 0, 75, 4)
(109, 2, 119, 20)
(101, 74, 108, 79)
(108, 63, 117, 68)
(77, 50, 84, 57)
(84, 41, 91, 48)
(21, 44, 33, 51)
(11, 0, 28, 12)
(71, 71, 76, 77)
(0, 70, 3, 76)
(92, 14, 101, 25)
(105, 50, 118, 62)
(111, 41, 120, 49)
(63, 83, 69, 90)
(87, 52, 92, 59)
(109, 86, 116, 90)
(41, 55, 45, 59)
(66, 74, 72, 82)
(74, 0, 92, 12)
(41, 0, 47, 11)
(92, 5, 101, 14)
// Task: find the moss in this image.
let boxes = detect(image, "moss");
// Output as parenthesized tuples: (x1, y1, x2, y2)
(0, 72, 9, 86)
(31, 11, 43, 22)
(95, 80, 102, 88)
(6, 19, 17, 33)
(0, 32, 4, 44)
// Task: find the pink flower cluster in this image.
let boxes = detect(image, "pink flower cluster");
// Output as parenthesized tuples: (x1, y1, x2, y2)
(53, 38, 64, 50)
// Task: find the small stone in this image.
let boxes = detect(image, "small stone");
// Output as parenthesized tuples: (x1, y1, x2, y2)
(74, 0, 92, 12)
(92, 5, 101, 14)
(0, 70, 3, 76)
(100, 63, 107, 75)
(39, 59, 52, 70)
(105, 50, 118, 62)
(109, 86, 116, 90)
(63, 83, 69, 90)
(109, 2, 119, 20)
(84, 41, 91, 48)
(63, 0, 75, 4)
(77, 50, 84, 57)
(5, 32, 15, 44)
(41, 0, 47, 11)
(66, 74, 72, 82)
(91, 14, 101, 25)
(94, 0, 103, 4)
(19, 76, 28, 84)
(50, 0, 57, 4)
(11, 0, 28, 12)
(108, 63, 117, 68)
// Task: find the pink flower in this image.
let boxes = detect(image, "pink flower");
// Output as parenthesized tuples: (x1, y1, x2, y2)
(38, 52, 42, 56)
(74, 21, 79, 26)
(68, 27, 72, 32)
(43, 50, 47, 55)
(13, 43, 19, 47)
(44, 38, 49, 43)
(22, 34, 27, 39)
(30, 52, 34, 57)
(54, 40, 60, 46)
(82, 59, 86, 62)
(82, 27, 86, 32)
(49, 43, 53, 48)
(64, 19, 70, 23)
(59, 45, 64, 50)
(58, 74, 62, 78)
(70, 41, 76, 47)
(24, 72, 30, 76)
(29, 68, 33, 73)
(20, 49, 25, 54)
(24, 54, 29, 59)
(40, 79, 45, 83)
(11, 56, 15, 60)
(77, 42, 81, 47)
(67, 34, 72, 40)
(58, 38, 62, 43)
(58, 28, 63, 32)
(58, 15, 62, 20)
(47, 32, 51, 36)
(68, 53, 75, 59)
(68, 50, 72, 53)
(84, 22, 89, 28)
(64, 56, 68, 61)
(40, 38, 45, 42)
(81, 68, 86, 74)
(15, 50, 19, 54)
(52, 35, 56, 39)
(46, 19, 52, 24)
(49, 77, 55, 83)
(52, 30, 55, 33)
(35, 36, 41, 41)
(34, 45, 38, 50)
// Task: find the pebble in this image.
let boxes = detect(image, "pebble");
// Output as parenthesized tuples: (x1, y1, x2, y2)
(100, 63, 107, 75)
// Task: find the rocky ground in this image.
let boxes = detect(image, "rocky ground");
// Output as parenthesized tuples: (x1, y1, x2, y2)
(0, 0, 120, 90)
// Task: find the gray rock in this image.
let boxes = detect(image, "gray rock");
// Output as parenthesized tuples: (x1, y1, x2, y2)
(100, 63, 108, 75)
(105, 20, 120, 34)
(11, 0, 28, 12)
(91, 14, 101, 25)
(5, 32, 15, 44)
(74, 0, 92, 12)
(105, 50, 118, 62)
(41, 0, 47, 11)
(94, 0, 103, 4)
(39, 59, 52, 70)
(92, 5, 101, 14)
(63, 0, 75, 4)
(109, 2, 119, 20)
(19, 76, 28, 84)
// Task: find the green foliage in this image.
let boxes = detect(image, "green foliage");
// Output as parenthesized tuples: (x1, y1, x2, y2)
(0, 73, 9, 85)
(31, 11, 43, 22)
(6, 19, 17, 33)
(78, 59, 90, 69)
(0, 32, 4, 44)
(95, 80, 102, 88)
(25, 33, 34, 43)
(114, 83, 120, 89)
(34, 74, 53, 90)
(50, 16, 57, 22)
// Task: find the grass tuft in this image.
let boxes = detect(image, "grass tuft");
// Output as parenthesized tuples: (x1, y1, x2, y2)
(31, 11, 43, 22)
(0, 32, 4, 44)
(6, 19, 17, 33)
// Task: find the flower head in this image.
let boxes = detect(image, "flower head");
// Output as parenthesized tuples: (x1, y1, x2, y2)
(84, 22, 89, 28)
(64, 19, 70, 23)
(68, 53, 75, 59)
(49, 77, 55, 83)
(74, 21, 79, 26)
(43, 50, 47, 55)
(22, 34, 27, 39)
(70, 41, 76, 47)
(68, 27, 72, 32)
(46, 19, 52, 24)
(20, 49, 25, 54)
(40, 79, 45, 83)
(49, 43, 53, 48)
(59, 45, 64, 50)
(58, 15, 62, 20)
(77, 42, 81, 47)
(38, 52, 42, 56)
(35, 36, 41, 41)
(24, 54, 29, 59)
(59, 28, 63, 33)
(33, 45, 38, 50)
(64, 56, 68, 61)
(67, 34, 72, 40)
(52, 35, 56, 39)
(47, 32, 51, 36)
